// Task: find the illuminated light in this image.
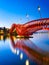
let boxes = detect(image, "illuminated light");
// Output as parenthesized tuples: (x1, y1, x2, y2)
(16, 49, 19, 55)
(20, 53, 23, 60)
(10, 43, 17, 54)
(16, 35, 25, 39)
(1, 30, 3, 33)
(1, 36, 3, 40)
(17, 39, 20, 41)
(17, 35, 20, 37)
(17, 35, 24, 38)
(16, 36, 20, 40)
(38, 6, 40, 11)
(25, 60, 29, 65)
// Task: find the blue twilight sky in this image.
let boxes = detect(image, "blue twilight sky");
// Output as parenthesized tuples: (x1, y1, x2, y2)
(0, 0, 49, 28)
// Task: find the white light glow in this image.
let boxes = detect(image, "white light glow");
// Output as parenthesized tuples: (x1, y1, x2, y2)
(38, 7, 40, 11)
(16, 49, 19, 55)
(20, 53, 23, 60)
(25, 60, 29, 65)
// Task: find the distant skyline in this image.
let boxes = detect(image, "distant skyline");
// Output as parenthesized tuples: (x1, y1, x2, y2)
(0, 0, 49, 28)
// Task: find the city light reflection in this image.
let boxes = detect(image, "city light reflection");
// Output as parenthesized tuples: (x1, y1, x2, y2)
(20, 53, 23, 60)
(25, 60, 29, 65)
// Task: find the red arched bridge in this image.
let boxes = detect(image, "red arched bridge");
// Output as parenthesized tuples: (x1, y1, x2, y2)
(10, 18, 49, 36)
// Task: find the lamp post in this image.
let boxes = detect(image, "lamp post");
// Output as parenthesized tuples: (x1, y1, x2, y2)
(38, 6, 42, 18)
(26, 14, 29, 21)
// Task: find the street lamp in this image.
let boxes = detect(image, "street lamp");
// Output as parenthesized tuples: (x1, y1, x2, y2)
(38, 6, 40, 11)
(26, 14, 29, 21)
(38, 6, 42, 18)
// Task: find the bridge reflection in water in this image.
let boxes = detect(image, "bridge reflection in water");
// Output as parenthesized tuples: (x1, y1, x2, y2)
(0, 34, 49, 65)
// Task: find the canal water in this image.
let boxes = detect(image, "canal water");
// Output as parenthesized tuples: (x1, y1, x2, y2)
(0, 32, 49, 65)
